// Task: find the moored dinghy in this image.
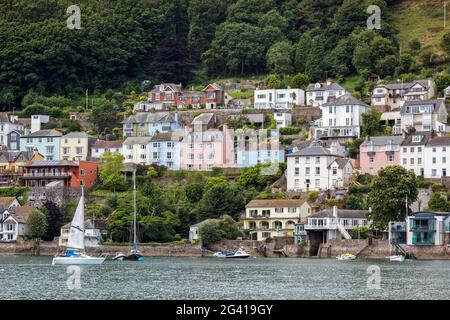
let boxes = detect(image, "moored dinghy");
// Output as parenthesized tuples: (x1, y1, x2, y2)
(52, 189, 107, 265)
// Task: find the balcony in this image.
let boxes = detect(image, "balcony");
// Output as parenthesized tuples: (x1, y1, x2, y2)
(22, 172, 71, 179)
(409, 223, 435, 232)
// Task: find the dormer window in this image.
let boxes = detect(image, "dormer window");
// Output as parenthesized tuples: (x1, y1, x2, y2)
(412, 135, 422, 143)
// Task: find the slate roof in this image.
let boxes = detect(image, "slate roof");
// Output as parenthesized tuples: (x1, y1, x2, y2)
(24, 160, 78, 167)
(92, 140, 123, 149)
(323, 94, 369, 107)
(426, 136, 450, 146)
(310, 209, 368, 219)
(246, 199, 308, 208)
(8, 206, 36, 224)
(0, 197, 18, 212)
(23, 129, 62, 137)
(361, 136, 404, 146)
(306, 82, 345, 91)
(0, 151, 37, 162)
(150, 83, 182, 93)
(288, 144, 342, 157)
(122, 112, 177, 125)
(400, 99, 445, 114)
(400, 131, 434, 146)
(332, 158, 352, 169)
(123, 137, 152, 145)
(376, 79, 431, 91)
(63, 132, 95, 139)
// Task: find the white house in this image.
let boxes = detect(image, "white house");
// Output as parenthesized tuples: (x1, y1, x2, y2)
(306, 81, 347, 107)
(91, 140, 123, 159)
(445, 86, 450, 99)
(0, 206, 35, 242)
(286, 142, 354, 192)
(311, 94, 369, 139)
(241, 199, 313, 241)
(254, 88, 305, 109)
(122, 136, 152, 165)
(371, 79, 436, 110)
(273, 111, 292, 128)
(0, 113, 26, 147)
(400, 131, 450, 179)
(59, 219, 102, 248)
(305, 207, 369, 242)
(400, 99, 448, 133)
(189, 219, 220, 243)
(148, 132, 182, 170)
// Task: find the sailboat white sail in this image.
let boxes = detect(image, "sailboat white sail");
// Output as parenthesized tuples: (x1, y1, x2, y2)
(52, 189, 107, 265)
(67, 192, 85, 251)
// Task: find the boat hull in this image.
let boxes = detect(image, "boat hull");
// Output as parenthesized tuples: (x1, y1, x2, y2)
(225, 254, 250, 259)
(52, 256, 106, 265)
(388, 255, 405, 262)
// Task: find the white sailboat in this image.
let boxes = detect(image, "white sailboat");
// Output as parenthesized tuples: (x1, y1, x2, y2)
(52, 189, 107, 265)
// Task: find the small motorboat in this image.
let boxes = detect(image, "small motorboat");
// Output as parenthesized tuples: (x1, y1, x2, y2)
(387, 255, 405, 262)
(112, 249, 144, 261)
(336, 253, 356, 260)
(213, 248, 250, 259)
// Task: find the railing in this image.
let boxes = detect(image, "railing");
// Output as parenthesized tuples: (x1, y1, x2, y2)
(249, 214, 271, 218)
(23, 172, 70, 178)
(409, 224, 435, 232)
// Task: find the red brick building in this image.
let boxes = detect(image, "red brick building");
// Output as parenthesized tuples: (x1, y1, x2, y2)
(21, 160, 99, 189)
(148, 83, 224, 109)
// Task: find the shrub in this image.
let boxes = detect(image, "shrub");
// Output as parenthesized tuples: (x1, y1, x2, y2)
(308, 191, 320, 202)
(279, 127, 301, 135)
(349, 227, 369, 239)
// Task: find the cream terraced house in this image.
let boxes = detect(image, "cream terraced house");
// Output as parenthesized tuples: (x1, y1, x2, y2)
(241, 199, 313, 241)
(400, 99, 448, 133)
(60, 132, 96, 161)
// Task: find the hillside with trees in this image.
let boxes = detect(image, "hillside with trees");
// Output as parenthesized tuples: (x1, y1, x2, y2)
(1, 0, 449, 109)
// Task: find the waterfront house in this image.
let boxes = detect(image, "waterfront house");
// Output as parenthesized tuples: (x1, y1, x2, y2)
(406, 212, 448, 246)
(241, 199, 313, 241)
(305, 207, 369, 255)
(60, 132, 96, 161)
(273, 111, 292, 128)
(91, 140, 123, 159)
(371, 79, 436, 110)
(306, 81, 347, 107)
(59, 219, 102, 248)
(189, 219, 221, 243)
(122, 112, 181, 137)
(311, 94, 369, 140)
(388, 221, 407, 244)
(400, 131, 450, 179)
(286, 142, 354, 192)
(0, 150, 43, 186)
(20, 129, 62, 161)
(254, 88, 305, 109)
(400, 99, 447, 133)
(359, 136, 403, 175)
(0, 206, 35, 242)
(21, 160, 99, 189)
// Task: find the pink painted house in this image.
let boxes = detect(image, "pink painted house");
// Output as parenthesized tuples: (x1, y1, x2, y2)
(180, 125, 236, 171)
(360, 136, 403, 175)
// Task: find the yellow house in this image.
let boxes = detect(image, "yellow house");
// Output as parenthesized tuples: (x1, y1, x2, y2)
(60, 132, 96, 161)
(242, 199, 313, 241)
(0, 150, 43, 185)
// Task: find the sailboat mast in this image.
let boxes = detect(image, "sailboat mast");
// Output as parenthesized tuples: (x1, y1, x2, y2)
(133, 169, 137, 247)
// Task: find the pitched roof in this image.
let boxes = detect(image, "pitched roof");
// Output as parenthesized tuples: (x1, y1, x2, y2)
(150, 83, 183, 93)
(377, 79, 431, 91)
(150, 132, 180, 142)
(121, 112, 177, 125)
(332, 158, 352, 169)
(288, 143, 342, 157)
(203, 83, 223, 91)
(323, 94, 369, 107)
(246, 199, 308, 208)
(0, 197, 18, 212)
(190, 218, 221, 228)
(192, 113, 215, 126)
(310, 209, 368, 219)
(23, 129, 62, 137)
(0, 113, 11, 123)
(401, 131, 434, 146)
(427, 136, 450, 146)
(306, 82, 345, 91)
(123, 137, 152, 145)
(0, 150, 37, 162)
(92, 140, 123, 149)
(63, 132, 94, 139)
(361, 135, 404, 146)
(401, 99, 445, 114)
(24, 160, 78, 167)
(8, 206, 36, 224)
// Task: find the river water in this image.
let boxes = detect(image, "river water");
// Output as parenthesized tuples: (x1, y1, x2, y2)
(1, 255, 449, 300)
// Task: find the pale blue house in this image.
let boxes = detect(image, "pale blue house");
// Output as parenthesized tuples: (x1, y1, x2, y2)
(20, 129, 62, 161)
(122, 112, 181, 137)
(234, 129, 285, 167)
(148, 132, 182, 170)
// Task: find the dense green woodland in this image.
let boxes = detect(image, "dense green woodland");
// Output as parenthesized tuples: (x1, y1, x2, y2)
(4, 0, 449, 108)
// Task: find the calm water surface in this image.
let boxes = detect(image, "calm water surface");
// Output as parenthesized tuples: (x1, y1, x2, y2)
(0, 255, 449, 300)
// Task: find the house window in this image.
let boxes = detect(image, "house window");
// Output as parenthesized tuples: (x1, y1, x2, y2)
(295, 157, 299, 164)
(315, 167, 320, 176)
(315, 157, 320, 164)
(443, 169, 447, 177)
(433, 148, 436, 152)
(153, 152, 158, 159)
(76, 147, 83, 155)
(80, 169, 85, 176)
(315, 179, 320, 188)
(46, 146, 54, 154)
(369, 156, 374, 163)
(305, 167, 310, 176)
(47, 137, 53, 142)
(410, 147, 414, 153)
(418, 147, 422, 152)
(305, 157, 310, 164)
(275, 208, 284, 213)
(418, 158, 422, 165)
(388, 155, 394, 162)
(167, 152, 172, 159)
(295, 168, 299, 176)
(410, 158, 414, 165)
(433, 157, 436, 164)
(332, 167, 337, 175)
(432, 169, 437, 176)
